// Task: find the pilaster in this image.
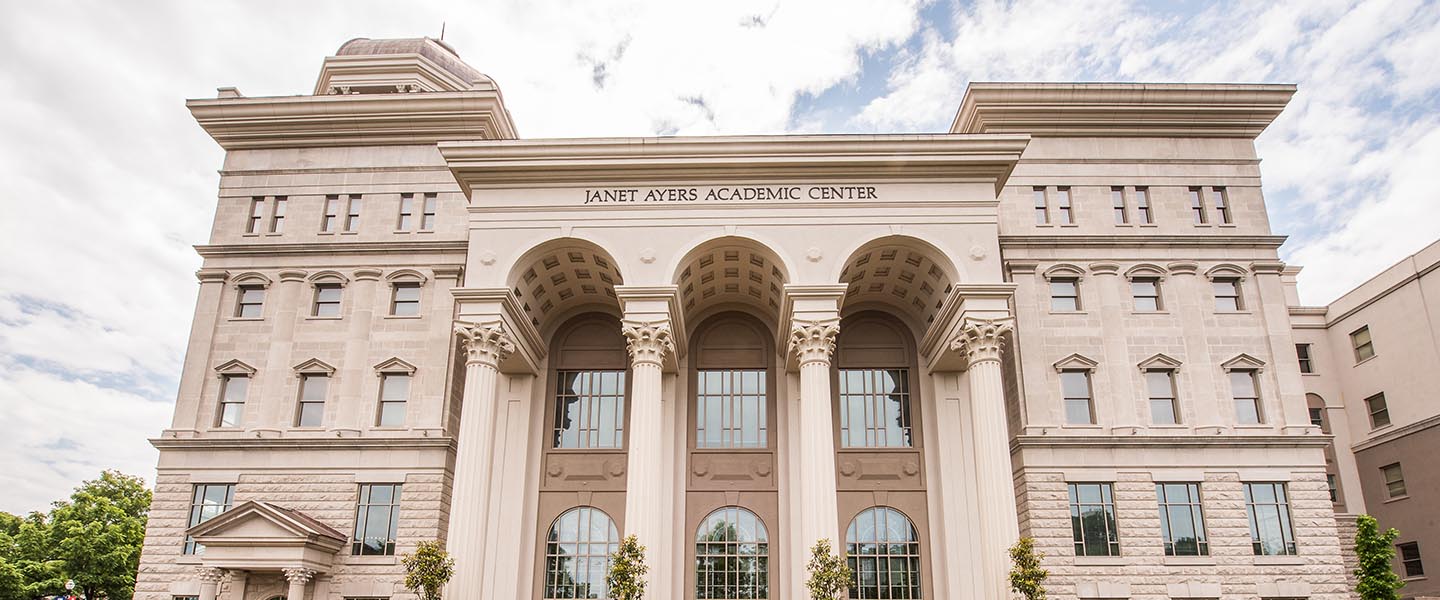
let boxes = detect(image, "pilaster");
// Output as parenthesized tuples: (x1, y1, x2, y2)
(620, 317, 675, 596)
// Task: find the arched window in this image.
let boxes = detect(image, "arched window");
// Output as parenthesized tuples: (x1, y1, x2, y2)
(695, 506, 769, 599)
(550, 317, 628, 449)
(837, 315, 915, 448)
(846, 507, 922, 599)
(693, 314, 771, 449)
(543, 506, 620, 600)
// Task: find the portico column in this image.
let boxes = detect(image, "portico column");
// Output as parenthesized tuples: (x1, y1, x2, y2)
(196, 567, 223, 600)
(788, 320, 842, 556)
(282, 568, 313, 600)
(950, 317, 1018, 600)
(620, 320, 674, 591)
(446, 321, 516, 597)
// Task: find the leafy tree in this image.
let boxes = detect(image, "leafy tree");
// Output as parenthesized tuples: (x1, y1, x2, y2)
(402, 540, 454, 600)
(1354, 514, 1405, 600)
(804, 538, 852, 600)
(11, 512, 62, 599)
(1009, 537, 1049, 600)
(48, 470, 151, 600)
(606, 535, 647, 600)
(0, 557, 24, 600)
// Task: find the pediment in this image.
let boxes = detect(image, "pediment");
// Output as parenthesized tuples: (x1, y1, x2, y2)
(293, 358, 337, 375)
(187, 500, 346, 545)
(214, 359, 257, 377)
(1053, 353, 1099, 372)
(1137, 353, 1182, 370)
(373, 357, 417, 374)
(1221, 353, 1266, 372)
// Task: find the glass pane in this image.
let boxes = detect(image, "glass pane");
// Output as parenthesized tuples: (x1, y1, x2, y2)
(1235, 399, 1261, 424)
(298, 401, 324, 427)
(1060, 372, 1089, 398)
(378, 401, 405, 427)
(223, 376, 249, 401)
(1151, 399, 1177, 425)
(1065, 399, 1093, 424)
(1229, 372, 1254, 399)
(382, 375, 410, 401)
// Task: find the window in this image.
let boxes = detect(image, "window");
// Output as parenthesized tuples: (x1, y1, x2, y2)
(397, 194, 416, 231)
(343, 195, 362, 232)
(183, 483, 234, 554)
(1055, 186, 1074, 224)
(1050, 278, 1081, 312)
(398, 193, 439, 231)
(1212, 188, 1231, 224)
(1112, 187, 1129, 224)
(1033, 187, 1048, 224)
(1069, 483, 1120, 556)
(839, 369, 911, 448)
(1244, 482, 1297, 555)
(376, 374, 410, 427)
(1213, 278, 1242, 311)
(390, 282, 421, 316)
(216, 375, 248, 428)
(697, 370, 767, 448)
(235, 285, 265, 318)
(246, 197, 264, 233)
(554, 370, 626, 448)
(296, 374, 328, 427)
(352, 483, 401, 555)
(420, 193, 437, 230)
(1296, 344, 1314, 374)
(544, 507, 619, 600)
(1308, 407, 1324, 428)
(695, 507, 769, 600)
(1365, 393, 1390, 429)
(1147, 370, 1179, 425)
(1132, 278, 1162, 312)
(322, 195, 342, 232)
(313, 283, 342, 317)
(1230, 371, 1262, 424)
(846, 507, 921, 600)
(1061, 370, 1094, 425)
(1327, 474, 1339, 503)
(1399, 542, 1425, 578)
(1156, 483, 1208, 556)
(1351, 326, 1375, 362)
(268, 197, 287, 233)
(1189, 187, 1207, 224)
(1135, 187, 1153, 224)
(1382, 463, 1407, 498)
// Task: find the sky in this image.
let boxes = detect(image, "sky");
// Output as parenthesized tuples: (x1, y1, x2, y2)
(1, 0, 1438, 514)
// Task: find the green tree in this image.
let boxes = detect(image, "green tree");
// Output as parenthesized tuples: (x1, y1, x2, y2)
(48, 470, 151, 600)
(1009, 537, 1049, 600)
(804, 538, 852, 600)
(401, 540, 454, 600)
(1354, 514, 1405, 600)
(11, 512, 62, 599)
(606, 535, 647, 600)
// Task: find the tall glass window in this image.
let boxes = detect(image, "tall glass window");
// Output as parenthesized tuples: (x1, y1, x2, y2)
(1156, 483, 1208, 556)
(1131, 278, 1162, 312)
(1050, 278, 1081, 311)
(322, 195, 341, 232)
(1112, 187, 1129, 224)
(1061, 370, 1094, 425)
(420, 193, 438, 230)
(1055, 186, 1074, 224)
(1033, 187, 1048, 224)
(246, 197, 264, 233)
(1213, 279, 1242, 311)
(1212, 188, 1231, 223)
(352, 483, 401, 555)
(296, 374, 327, 427)
(1351, 326, 1375, 362)
(695, 506, 769, 600)
(1189, 187, 1207, 224)
(696, 370, 767, 448)
(235, 286, 265, 318)
(1068, 482, 1120, 556)
(1382, 463, 1407, 498)
(216, 375, 248, 428)
(1230, 371, 1262, 424)
(269, 197, 286, 233)
(846, 507, 921, 600)
(1244, 482, 1297, 555)
(1135, 187, 1152, 224)
(1296, 343, 1314, 373)
(344, 195, 362, 232)
(377, 373, 410, 427)
(183, 483, 234, 554)
(390, 282, 421, 316)
(544, 507, 620, 600)
(838, 369, 911, 448)
(554, 370, 626, 448)
(1147, 370, 1179, 425)
(312, 283, 342, 317)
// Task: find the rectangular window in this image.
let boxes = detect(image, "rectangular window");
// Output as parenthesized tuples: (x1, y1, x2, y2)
(696, 369, 768, 448)
(1296, 344, 1314, 374)
(313, 283, 342, 317)
(1050, 278, 1081, 312)
(553, 370, 626, 448)
(1231, 371, 1262, 424)
(1213, 278, 1242, 311)
(183, 483, 234, 554)
(838, 369, 912, 448)
(1351, 326, 1375, 362)
(1135, 187, 1153, 224)
(268, 197, 287, 233)
(1147, 370, 1179, 425)
(296, 374, 328, 427)
(353, 483, 402, 556)
(1399, 542, 1425, 578)
(1212, 188, 1231, 224)
(420, 193, 437, 230)
(1245, 482, 1297, 555)
(1132, 278, 1162, 312)
(322, 195, 342, 232)
(1327, 474, 1339, 503)
(397, 194, 415, 231)
(344, 195, 362, 232)
(390, 283, 421, 316)
(1112, 187, 1129, 224)
(1033, 187, 1049, 224)
(1157, 483, 1208, 556)
(1382, 463, 1407, 498)
(376, 374, 410, 427)
(1055, 186, 1074, 224)
(1309, 407, 1324, 428)
(1366, 393, 1390, 429)
(1068, 483, 1120, 556)
(216, 375, 248, 428)
(1061, 370, 1094, 425)
(235, 285, 265, 318)
(1189, 187, 1208, 224)
(246, 197, 264, 233)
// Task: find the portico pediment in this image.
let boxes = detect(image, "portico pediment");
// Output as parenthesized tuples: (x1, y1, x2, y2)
(187, 501, 346, 572)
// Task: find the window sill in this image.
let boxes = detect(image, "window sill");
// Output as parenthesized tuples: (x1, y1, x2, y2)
(228, 317, 265, 322)
(264, 232, 283, 237)
(1193, 223, 1213, 228)
(1353, 355, 1379, 367)
(1132, 310, 1170, 315)
(1232, 424, 1274, 430)
(1059, 223, 1079, 228)
(340, 230, 359, 235)
(385, 314, 423, 320)
(1253, 555, 1304, 565)
(392, 230, 413, 234)
(1301, 372, 1320, 376)
(1369, 423, 1394, 434)
(1214, 310, 1253, 315)
(1048, 311, 1089, 316)
(318, 231, 336, 236)
(346, 555, 399, 565)
(1383, 495, 1409, 504)
(306, 315, 343, 321)
(1217, 223, 1237, 228)
(1403, 575, 1428, 582)
(1074, 556, 1126, 566)
(1060, 424, 1105, 431)
(241, 232, 261, 238)
(1149, 424, 1189, 431)
(1115, 223, 1134, 228)
(1138, 223, 1158, 228)
(416, 229, 436, 234)
(1163, 556, 1215, 566)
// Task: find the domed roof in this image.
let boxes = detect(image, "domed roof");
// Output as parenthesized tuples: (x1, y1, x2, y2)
(335, 37, 493, 87)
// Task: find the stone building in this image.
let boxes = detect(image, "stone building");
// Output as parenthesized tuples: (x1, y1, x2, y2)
(137, 37, 1356, 600)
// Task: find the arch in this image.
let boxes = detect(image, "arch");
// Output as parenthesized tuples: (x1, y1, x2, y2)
(548, 313, 628, 450)
(1042, 263, 1086, 281)
(836, 235, 960, 331)
(1204, 263, 1247, 281)
(542, 506, 620, 600)
(1124, 263, 1167, 281)
(507, 237, 624, 335)
(692, 312, 774, 450)
(695, 506, 770, 600)
(230, 271, 272, 287)
(384, 268, 428, 283)
(671, 235, 790, 323)
(845, 506, 922, 599)
(836, 311, 920, 449)
(306, 270, 350, 285)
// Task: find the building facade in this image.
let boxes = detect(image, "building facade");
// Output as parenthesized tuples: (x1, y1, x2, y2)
(138, 38, 1356, 600)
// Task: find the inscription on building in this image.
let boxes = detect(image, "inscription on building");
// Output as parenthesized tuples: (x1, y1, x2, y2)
(583, 185, 879, 204)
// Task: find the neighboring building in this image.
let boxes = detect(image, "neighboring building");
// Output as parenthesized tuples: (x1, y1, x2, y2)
(1289, 240, 1440, 598)
(136, 38, 1357, 600)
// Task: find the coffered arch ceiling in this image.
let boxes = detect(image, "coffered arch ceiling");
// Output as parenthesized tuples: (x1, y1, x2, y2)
(507, 238, 624, 334)
(838, 236, 958, 330)
(673, 236, 791, 326)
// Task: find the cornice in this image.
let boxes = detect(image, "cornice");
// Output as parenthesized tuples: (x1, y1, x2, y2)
(195, 240, 467, 258)
(998, 234, 1287, 250)
(150, 436, 456, 451)
(1350, 414, 1440, 453)
(1011, 434, 1332, 451)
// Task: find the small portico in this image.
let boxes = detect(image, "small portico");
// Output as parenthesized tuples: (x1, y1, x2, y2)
(185, 501, 348, 600)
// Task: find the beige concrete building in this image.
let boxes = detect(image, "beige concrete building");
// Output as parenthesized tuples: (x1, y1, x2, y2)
(138, 37, 1359, 600)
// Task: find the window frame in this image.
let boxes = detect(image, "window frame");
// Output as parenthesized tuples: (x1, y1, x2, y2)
(846, 506, 923, 599)
(1244, 482, 1297, 556)
(1131, 277, 1163, 312)
(376, 372, 411, 428)
(295, 373, 329, 428)
(1146, 369, 1180, 425)
(1033, 186, 1049, 225)
(420, 193, 438, 231)
(694, 506, 770, 600)
(1212, 277, 1243, 312)
(1050, 277, 1082, 312)
(1351, 326, 1376, 362)
(312, 282, 343, 317)
(837, 368, 913, 448)
(322, 195, 342, 233)
(1156, 482, 1209, 556)
(1398, 541, 1425, 578)
(1230, 370, 1263, 425)
(1134, 187, 1153, 224)
(1381, 463, 1407, 498)
(397, 193, 416, 231)
(1068, 482, 1121, 556)
(1055, 186, 1074, 224)
(343, 194, 362, 233)
(351, 483, 402, 556)
(268, 196, 287, 234)
(553, 369, 628, 449)
(183, 483, 235, 555)
(246, 197, 264, 234)
(390, 281, 422, 317)
(544, 506, 620, 600)
(216, 375, 248, 428)
(235, 285, 265, 318)
(1212, 187, 1231, 224)
(1365, 392, 1391, 429)
(1295, 343, 1314, 374)
(1189, 187, 1208, 224)
(1060, 369, 1095, 425)
(1111, 186, 1129, 224)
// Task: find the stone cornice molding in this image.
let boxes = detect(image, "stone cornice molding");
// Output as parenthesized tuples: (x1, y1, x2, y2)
(621, 320, 675, 367)
(788, 319, 840, 367)
(999, 235, 1287, 250)
(151, 436, 454, 451)
(948, 317, 1014, 367)
(1087, 262, 1120, 276)
(1249, 260, 1287, 275)
(196, 269, 229, 284)
(1351, 414, 1440, 453)
(196, 240, 467, 258)
(454, 321, 515, 368)
(1011, 433, 1333, 451)
(282, 567, 315, 584)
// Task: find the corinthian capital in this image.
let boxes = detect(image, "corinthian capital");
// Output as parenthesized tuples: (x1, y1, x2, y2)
(788, 319, 840, 366)
(454, 321, 516, 367)
(196, 567, 225, 584)
(282, 567, 315, 584)
(622, 320, 674, 366)
(949, 317, 1014, 366)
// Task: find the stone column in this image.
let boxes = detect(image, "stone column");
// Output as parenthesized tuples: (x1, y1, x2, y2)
(196, 567, 224, 600)
(788, 320, 842, 556)
(950, 317, 1018, 600)
(282, 568, 313, 600)
(257, 270, 306, 429)
(445, 321, 516, 597)
(620, 320, 675, 591)
(1090, 263, 1140, 430)
(1167, 262, 1223, 429)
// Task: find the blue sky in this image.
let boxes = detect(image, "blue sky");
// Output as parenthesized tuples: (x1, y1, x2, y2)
(1, 0, 1438, 513)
